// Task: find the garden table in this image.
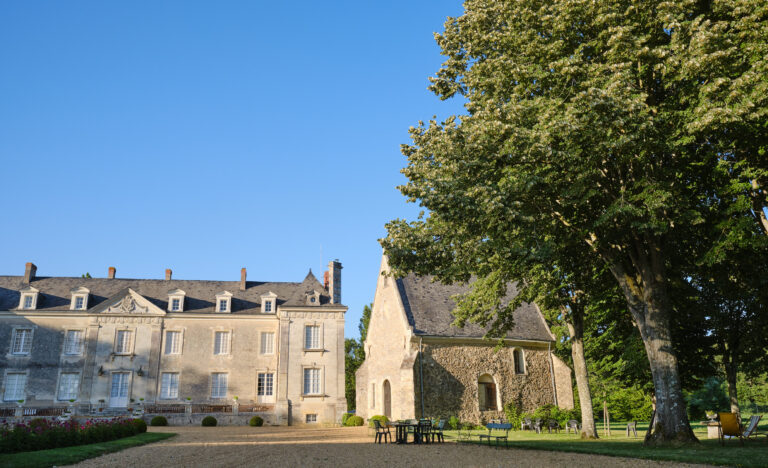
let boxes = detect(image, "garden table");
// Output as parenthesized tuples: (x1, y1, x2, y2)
(392, 421, 421, 444)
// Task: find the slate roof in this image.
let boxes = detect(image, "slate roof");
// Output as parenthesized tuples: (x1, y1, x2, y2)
(396, 274, 554, 342)
(0, 270, 336, 314)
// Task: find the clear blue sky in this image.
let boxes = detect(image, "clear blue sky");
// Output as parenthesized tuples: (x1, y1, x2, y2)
(0, 1, 466, 338)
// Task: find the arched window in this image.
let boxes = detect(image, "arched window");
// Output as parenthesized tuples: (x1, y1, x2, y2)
(478, 374, 498, 411)
(513, 348, 525, 374)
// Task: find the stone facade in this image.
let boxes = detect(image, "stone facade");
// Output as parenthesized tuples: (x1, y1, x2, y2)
(356, 255, 573, 423)
(0, 262, 347, 426)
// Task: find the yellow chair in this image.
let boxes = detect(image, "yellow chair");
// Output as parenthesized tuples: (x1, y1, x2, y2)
(718, 412, 745, 445)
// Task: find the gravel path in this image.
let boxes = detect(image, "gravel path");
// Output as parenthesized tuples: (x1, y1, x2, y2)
(71, 426, 714, 468)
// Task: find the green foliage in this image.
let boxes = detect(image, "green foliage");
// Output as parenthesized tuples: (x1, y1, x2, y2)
(447, 416, 460, 430)
(248, 416, 263, 427)
(201, 416, 217, 427)
(344, 415, 364, 427)
(530, 404, 580, 429)
(131, 419, 147, 433)
(367, 415, 389, 428)
(149, 416, 168, 427)
(341, 412, 353, 426)
(686, 377, 729, 421)
(359, 303, 372, 343)
(344, 303, 372, 411)
(594, 385, 654, 422)
(503, 403, 523, 430)
(0, 418, 145, 454)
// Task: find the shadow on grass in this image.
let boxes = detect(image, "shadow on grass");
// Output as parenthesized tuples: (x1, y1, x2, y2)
(445, 428, 768, 468)
(0, 432, 176, 468)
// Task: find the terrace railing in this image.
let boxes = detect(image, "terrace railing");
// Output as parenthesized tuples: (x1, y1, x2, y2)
(144, 404, 186, 414)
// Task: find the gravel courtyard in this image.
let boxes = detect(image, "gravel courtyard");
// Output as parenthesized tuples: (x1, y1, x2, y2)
(72, 426, 713, 468)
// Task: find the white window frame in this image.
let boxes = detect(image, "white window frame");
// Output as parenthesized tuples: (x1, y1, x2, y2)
(57, 372, 81, 401)
(260, 331, 275, 355)
(213, 330, 231, 355)
(167, 289, 186, 312)
(63, 329, 85, 356)
(3, 371, 26, 402)
(114, 329, 134, 355)
(18, 287, 39, 310)
(164, 330, 183, 355)
(215, 291, 233, 313)
(159, 372, 180, 400)
(305, 413, 318, 423)
(304, 324, 322, 350)
(69, 287, 90, 310)
(257, 372, 275, 401)
(210, 372, 228, 399)
(10, 328, 34, 355)
(302, 367, 322, 396)
(260, 291, 277, 314)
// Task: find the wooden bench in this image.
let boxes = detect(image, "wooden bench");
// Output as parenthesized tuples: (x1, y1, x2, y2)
(478, 423, 512, 448)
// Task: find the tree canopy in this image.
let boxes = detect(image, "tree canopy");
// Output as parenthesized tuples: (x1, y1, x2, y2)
(382, 0, 767, 444)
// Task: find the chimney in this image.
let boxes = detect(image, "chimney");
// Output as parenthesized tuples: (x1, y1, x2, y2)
(108, 267, 116, 279)
(23, 262, 37, 284)
(165, 269, 172, 281)
(240, 268, 247, 291)
(323, 271, 329, 290)
(328, 259, 342, 304)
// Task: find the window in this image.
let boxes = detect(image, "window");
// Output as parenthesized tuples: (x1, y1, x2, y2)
(160, 373, 179, 399)
(63, 330, 84, 355)
(478, 374, 498, 411)
(304, 325, 320, 350)
(211, 373, 227, 398)
(264, 300, 272, 313)
(513, 349, 525, 374)
(213, 331, 230, 355)
(57, 373, 80, 400)
(74, 296, 85, 310)
(18, 287, 38, 310)
(69, 287, 89, 310)
(260, 332, 274, 355)
(261, 292, 277, 313)
(167, 289, 186, 312)
(22, 295, 34, 309)
(215, 291, 233, 313)
(114, 330, 133, 354)
(303, 368, 321, 395)
(11, 329, 33, 355)
(306, 414, 317, 423)
(257, 373, 274, 396)
(4, 373, 26, 401)
(165, 331, 181, 355)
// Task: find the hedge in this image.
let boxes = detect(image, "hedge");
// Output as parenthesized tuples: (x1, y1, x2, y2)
(249, 416, 263, 427)
(150, 416, 168, 427)
(201, 416, 217, 427)
(0, 418, 147, 454)
(368, 415, 389, 428)
(344, 415, 364, 426)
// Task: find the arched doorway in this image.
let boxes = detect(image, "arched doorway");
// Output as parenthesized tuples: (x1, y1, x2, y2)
(383, 380, 391, 419)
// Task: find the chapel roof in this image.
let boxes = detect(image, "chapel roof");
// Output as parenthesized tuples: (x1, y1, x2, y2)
(0, 271, 337, 314)
(395, 274, 554, 342)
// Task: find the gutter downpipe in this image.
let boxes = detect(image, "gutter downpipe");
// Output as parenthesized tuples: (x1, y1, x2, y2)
(419, 336, 425, 418)
(548, 341, 558, 407)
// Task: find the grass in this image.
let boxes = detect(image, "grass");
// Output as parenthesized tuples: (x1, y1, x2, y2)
(444, 420, 768, 467)
(0, 432, 176, 468)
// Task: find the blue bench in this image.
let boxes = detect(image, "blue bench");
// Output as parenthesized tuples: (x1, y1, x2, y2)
(478, 423, 512, 447)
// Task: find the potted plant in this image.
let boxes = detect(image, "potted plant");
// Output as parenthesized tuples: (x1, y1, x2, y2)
(98, 399, 105, 412)
(705, 411, 717, 422)
(16, 399, 24, 407)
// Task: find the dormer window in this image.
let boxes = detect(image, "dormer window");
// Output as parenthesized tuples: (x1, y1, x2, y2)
(167, 289, 186, 312)
(261, 291, 277, 314)
(306, 290, 321, 305)
(19, 287, 39, 310)
(70, 287, 90, 311)
(215, 291, 233, 313)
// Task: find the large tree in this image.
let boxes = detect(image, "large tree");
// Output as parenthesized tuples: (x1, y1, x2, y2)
(382, 0, 765, 444)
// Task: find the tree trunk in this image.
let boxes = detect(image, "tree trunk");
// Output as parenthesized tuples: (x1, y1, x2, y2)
(600, 240, 697, 445)
(723, 344, 740, 418)
(566, 310, 598, 439)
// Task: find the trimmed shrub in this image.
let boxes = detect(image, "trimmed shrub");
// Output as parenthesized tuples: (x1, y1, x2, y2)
(368, 415, 389, 428)
(0, 418, 141, 455)
(249, 416, 264, 427)
(132, 418, 148, 433)
(341, 412, 353, 426)
(344, 415, 364, 426)
(503, 403, 523, 430)
(201, 416, 218, 427)
(150, 416, 169, 427)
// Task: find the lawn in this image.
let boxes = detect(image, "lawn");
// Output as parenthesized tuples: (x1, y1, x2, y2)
(0, 432, 176, 468)
(444, 421, 768, 468)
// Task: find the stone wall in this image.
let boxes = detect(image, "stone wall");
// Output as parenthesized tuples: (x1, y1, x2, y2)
(415, 342, 560, 423)
(552, 355, 574, 409)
